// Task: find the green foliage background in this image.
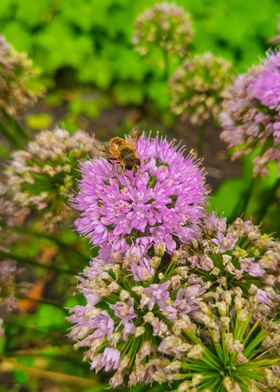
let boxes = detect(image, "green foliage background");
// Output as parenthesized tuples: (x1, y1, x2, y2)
(1, 0, 279, 107)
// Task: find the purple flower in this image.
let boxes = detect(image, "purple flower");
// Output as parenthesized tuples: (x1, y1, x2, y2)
(91, 311, 114, 339)
(143, 282, 170, 310)
(74, 134, 207, 258)
(205, 212, 227, 233)
(101, 348, 120, 371)
(255, 289, 273, 306)
(220, 52, 280, 176)
(240, 258, 265, 277)
(174, 285, 203, 314)
(249, 52, 280, 109)
(212, 232, 237, 252)
(130, 257, 154, 281)
(111, 299, 136, 334)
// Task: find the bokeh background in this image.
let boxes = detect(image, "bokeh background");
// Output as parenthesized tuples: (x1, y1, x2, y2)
(1, 0, 280, 201)
(0, 0, 280, 391)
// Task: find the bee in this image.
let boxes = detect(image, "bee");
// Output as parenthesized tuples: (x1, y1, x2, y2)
(103, 131, 141, 172)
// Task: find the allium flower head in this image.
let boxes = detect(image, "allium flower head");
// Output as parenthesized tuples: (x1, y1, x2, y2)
(74, 134, 207, 258)
(0, 35, 42, 115)
(170, 53, 232, 126)
(133, 3, 193, 58)
(69, 225, 280, 388)
(220, 51, 280, 176)
(4, 128, 99, 231)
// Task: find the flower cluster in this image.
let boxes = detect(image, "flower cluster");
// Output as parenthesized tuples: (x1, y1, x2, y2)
(179, 214, 280, 306)
(74, 134, 207, 259)
(154, 289, 280, 391)
(70, 133, 280, 389)
(0, 35, 42, 115)
(220, 51, 280, 176)
(170, 53, 232, 126)
(3, 128, 99, 231)
(133, 3, 193, 59)
(69, 216, 280, 388)
(0, 259, 27, 336)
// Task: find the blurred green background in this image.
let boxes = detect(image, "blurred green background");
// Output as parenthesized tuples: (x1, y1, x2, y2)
(1, 0, 279, 108)
(0, 1, 280, 391)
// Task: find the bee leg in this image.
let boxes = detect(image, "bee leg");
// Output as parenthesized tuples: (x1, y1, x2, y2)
(107, 157, 118, 165)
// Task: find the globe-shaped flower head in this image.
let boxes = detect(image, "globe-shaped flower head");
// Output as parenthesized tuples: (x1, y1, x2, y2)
(4, 128, 99, 230)
(133, 3, 193, 59)
(69, 215, 280, 388)
(74, 133, 207, 258)
(170, 53, 232, 126)
(220, 51, 280, 176)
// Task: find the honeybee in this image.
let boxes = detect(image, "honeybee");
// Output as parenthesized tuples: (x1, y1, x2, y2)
(103, 131, 141, 172)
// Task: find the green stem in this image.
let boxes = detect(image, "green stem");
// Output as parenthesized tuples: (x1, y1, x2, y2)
(0, 250, 77, 275)
(163, 49, 170, 80)
(255, 177, 280, 224)
(0, 109, 30, 149)
(0, 223, 90, 262)
(5, 319, 70, 344)
(229, 177, 256, 223)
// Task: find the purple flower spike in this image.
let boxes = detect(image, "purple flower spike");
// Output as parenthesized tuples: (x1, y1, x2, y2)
(74, 134, 207, 258)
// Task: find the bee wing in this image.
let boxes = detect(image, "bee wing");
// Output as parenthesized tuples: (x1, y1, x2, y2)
(98, 142, 112, 157)
(126, 128, 140, 148)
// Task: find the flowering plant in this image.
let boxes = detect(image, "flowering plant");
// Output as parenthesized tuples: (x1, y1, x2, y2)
(133, 3, 193, 60)
(74, 134, 207, 259)
(170, 53, 232, 126)
(70, 129, 280, 390)
(220, 51, 280, 176)
(69, 215, 280, 389)
(2, 128, 99, 231)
